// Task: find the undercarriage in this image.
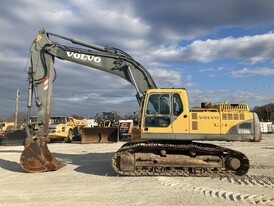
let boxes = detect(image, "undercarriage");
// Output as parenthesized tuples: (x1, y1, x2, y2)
(112, 141, 249, 177)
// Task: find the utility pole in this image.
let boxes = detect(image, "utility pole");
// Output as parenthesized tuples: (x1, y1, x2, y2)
(14, 89, 20, 129)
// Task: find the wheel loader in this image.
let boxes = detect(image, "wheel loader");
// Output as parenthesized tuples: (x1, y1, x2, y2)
(0, 122, 27, 146)
(0, 122, 15, 145)
(20, 29, 261, 176)
(81, 112, 133, 143)
(81, 112, 120, 143)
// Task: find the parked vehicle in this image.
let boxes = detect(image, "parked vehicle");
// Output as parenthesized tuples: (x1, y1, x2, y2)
(48, 116, 88, 142)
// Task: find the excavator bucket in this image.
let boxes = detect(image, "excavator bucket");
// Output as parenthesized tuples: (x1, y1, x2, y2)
(81, 127, 119, 143)
(20, 140, 65, 173)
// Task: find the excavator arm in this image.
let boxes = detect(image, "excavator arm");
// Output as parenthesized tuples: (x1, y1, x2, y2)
(21, 28, 156, 172)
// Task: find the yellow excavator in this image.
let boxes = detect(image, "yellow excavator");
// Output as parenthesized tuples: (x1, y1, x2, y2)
(20, 29, 261, 176)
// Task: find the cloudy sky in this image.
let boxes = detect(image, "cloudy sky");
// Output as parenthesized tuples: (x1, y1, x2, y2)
(1, 0, 274, 118)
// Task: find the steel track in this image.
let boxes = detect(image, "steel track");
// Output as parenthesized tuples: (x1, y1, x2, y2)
(112, 141, 249, 177)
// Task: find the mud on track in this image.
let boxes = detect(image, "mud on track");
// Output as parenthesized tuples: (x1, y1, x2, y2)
(0, 134, 273, 206)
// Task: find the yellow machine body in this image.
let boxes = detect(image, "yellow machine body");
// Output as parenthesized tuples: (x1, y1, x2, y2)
(141, 88, 261, 142)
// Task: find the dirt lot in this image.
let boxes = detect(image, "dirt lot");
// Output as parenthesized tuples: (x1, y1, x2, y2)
(0, 134, 274, 206)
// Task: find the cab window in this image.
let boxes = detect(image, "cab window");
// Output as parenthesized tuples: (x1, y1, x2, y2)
(145, 93, 171, 127)
(173, 93, 183, 116)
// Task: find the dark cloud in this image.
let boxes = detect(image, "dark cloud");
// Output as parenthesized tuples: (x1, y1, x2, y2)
(1, 0, 274, 117)
(131, 0, 274, 41)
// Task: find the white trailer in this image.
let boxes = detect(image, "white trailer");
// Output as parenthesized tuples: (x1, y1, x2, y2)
(260, 122, 273, 133)
(267, 124, 274, 133)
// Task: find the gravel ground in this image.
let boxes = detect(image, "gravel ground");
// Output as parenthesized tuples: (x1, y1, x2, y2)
(0, 134, 274, 206)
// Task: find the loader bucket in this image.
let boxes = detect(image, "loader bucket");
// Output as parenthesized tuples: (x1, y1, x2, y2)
(81, 127, 119, 143)
(20, 141, 66, 173)
(1, 130, 27, 146)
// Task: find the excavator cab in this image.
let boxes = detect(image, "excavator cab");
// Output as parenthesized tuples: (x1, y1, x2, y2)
(141, 89, 189, 140)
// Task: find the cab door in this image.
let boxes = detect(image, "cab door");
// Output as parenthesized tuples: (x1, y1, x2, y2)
(171, 92, 190, 137)
(142, 92, 173, 140)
